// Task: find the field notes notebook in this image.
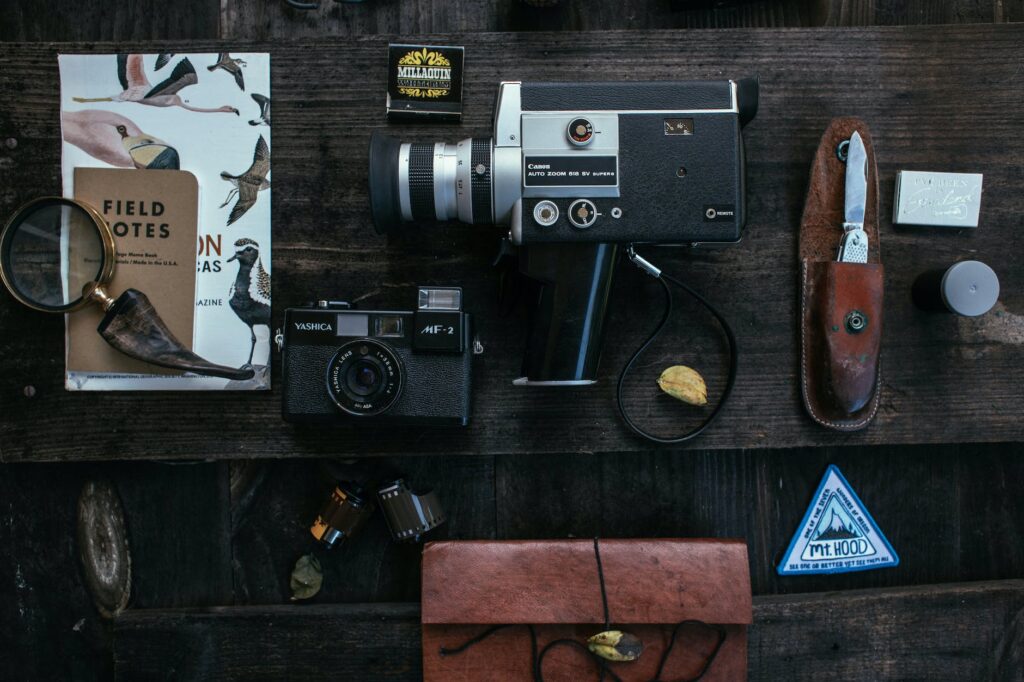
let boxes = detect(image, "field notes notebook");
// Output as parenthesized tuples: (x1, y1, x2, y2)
(67, 168, 199, 379)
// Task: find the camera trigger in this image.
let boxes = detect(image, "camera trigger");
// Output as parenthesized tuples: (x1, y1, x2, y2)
(491, 237, 517, 267)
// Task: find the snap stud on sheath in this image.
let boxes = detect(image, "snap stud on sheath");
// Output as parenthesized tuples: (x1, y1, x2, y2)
(845, 310, 867, 334)
(836, 139, 850, 162)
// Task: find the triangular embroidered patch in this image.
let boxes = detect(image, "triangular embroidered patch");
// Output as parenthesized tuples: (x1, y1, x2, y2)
(778, 464, 899, 575)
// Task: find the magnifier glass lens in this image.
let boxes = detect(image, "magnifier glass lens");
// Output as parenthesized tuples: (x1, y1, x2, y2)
(3, 201, 105, 309)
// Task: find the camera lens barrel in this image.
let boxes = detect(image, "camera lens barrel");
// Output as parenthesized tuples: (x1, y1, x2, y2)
(326, 339, 404, 416)
(369, 131, 494, 233)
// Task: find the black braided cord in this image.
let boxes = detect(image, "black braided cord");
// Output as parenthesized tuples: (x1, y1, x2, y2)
(438, 538, 728, 682)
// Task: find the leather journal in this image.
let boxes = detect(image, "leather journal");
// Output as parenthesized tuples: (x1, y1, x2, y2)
(799, 118, 884, 431)
(421, 539, 752, 681)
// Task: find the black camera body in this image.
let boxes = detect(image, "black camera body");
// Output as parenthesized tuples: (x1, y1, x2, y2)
(369, 78, 758, 385)
(511, 80, 757, 247)
(281, 288, 472, 425)
(370, 78, 757, 247)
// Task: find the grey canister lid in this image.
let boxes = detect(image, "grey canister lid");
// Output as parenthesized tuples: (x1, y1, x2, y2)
(941, 260, 1000, 316)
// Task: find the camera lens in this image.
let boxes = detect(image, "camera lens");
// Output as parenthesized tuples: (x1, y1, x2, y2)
(326, 340, 404, 416)
(346, 360, 380, 396)
(367, 131, 495, 233)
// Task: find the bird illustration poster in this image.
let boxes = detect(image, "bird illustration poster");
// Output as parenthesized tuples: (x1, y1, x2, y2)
(59, 52, 271, 391)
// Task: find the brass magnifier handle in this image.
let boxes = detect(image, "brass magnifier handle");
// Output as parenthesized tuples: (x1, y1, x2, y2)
(87, 284, 255, 381)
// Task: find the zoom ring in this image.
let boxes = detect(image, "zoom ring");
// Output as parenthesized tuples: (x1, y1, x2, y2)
(408, 143, 435, 221)
(470, 138, 492, 225)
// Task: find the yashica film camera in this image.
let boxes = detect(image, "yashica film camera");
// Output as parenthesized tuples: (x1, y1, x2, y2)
(369, 79, 758, 385)
(281, 287, 472, 425)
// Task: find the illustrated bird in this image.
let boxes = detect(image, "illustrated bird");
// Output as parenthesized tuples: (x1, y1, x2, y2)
(220, 135, 270, 226)
(72, 54, 240, 116)
(116, 124, 180, 169)
(208, 53, 247, 91)
(227, 238, 272, 366)
(155, 53, 174, 70)
(249, 93, 270, 126)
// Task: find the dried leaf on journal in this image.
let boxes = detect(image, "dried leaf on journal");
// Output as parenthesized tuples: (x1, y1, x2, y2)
(290, 553, 323, 601)
(657, 365, 708, 406)
(587, 630, 644, 662)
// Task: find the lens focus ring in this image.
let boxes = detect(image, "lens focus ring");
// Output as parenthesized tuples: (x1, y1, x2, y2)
(407, 143, 435, 221)
(470, 138, 492, 225)
(326, 340, 403, 417)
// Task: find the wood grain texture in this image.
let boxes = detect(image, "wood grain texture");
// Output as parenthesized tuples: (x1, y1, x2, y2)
(223, 445, 1023, 607)
(1, 25, 1024, 461)
(494, 444, 1024, 596)
(0, 0, 220, 42)
(218, 0, 1024, 39)
(230, 456, 496, 605)
(111, 580, 1024, 680)
(113, 602, 423, 681)
(0, 461, 231, 680)
(749, 580, 1024, 681)
(816, 0, 1024, 25)
(220, 0, 818, 39)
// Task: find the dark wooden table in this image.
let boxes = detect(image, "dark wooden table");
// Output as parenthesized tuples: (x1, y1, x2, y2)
(2, 24, 1024, 461)
(2, 3, 1023, 681)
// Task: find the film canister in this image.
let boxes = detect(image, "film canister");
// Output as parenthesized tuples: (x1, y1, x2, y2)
(310, 481, 375, 548)
(912, 260, 1000, 317)
(377, 478, 446, 543)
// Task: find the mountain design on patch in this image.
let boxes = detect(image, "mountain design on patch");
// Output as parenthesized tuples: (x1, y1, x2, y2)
(815, 508, 860, 541)
(778, 465, 898, 575)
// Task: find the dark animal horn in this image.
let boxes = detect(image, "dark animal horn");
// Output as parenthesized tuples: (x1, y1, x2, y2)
(97, 289, 256, 380)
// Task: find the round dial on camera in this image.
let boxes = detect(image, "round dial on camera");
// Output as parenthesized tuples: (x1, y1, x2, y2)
(533, 200, 559, 227)
(567, 118, 594, 146)
(326, 339, 404, 417)
(568, 199, 598, 229)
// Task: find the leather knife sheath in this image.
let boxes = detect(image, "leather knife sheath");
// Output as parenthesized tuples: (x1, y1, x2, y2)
(799, 118, 883, 431)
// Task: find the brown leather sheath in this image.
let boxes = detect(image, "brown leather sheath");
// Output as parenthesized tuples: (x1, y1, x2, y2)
(799, 118, 883, 431)
(421, 539, 752, 682)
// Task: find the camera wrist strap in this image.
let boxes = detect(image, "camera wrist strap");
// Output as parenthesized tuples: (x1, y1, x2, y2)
(617, 246, 739, 444)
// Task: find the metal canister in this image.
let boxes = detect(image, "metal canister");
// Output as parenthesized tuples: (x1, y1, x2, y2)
(377, 478, 447, 543)
(912, 260, 1000, 317)
(310, 481, 374, 548)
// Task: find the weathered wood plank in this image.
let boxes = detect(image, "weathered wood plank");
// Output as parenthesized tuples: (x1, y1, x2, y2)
(1, 25, 1024, 461)
(111, 580, 1024, 680)
(815, 0, 1024, 25)
(220, 0, 819, 40)
(113, 603, 423, 681)
(0, 461, 233, 680)
(231, 456, 496, 605)
(0, 0, 220, 42)
(117, 462, 234, 608)
(750, 580, 1024, 681)
(0, 464, 113, 681)
(495, 444, 1024, 596)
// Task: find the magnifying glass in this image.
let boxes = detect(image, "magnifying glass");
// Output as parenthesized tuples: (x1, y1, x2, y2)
(0, 197, 254, 381)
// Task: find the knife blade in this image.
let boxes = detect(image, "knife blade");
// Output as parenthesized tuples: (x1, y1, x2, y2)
(837, 131, 869, 263)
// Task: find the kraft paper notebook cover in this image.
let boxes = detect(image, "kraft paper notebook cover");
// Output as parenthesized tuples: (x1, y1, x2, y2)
(68, 168, 199, 378)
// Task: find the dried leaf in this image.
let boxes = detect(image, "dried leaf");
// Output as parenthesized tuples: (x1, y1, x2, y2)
(290, 553, 323, 601)
(657, 365, 708, 406)
(587, 630, 644, 662)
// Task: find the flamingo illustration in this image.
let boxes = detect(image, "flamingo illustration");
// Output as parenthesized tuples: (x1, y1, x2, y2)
(72, 54, 239, 116)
